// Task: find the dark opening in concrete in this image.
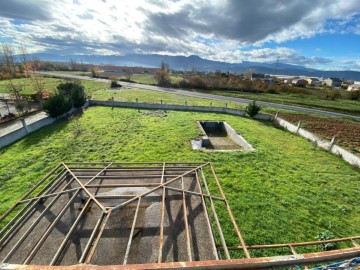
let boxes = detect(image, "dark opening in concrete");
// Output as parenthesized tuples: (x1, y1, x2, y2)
(192, 121, 254, 151)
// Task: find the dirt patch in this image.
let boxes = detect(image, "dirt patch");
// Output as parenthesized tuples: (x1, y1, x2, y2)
(279, 113, 360, 156)
(141, 110, 168, 117)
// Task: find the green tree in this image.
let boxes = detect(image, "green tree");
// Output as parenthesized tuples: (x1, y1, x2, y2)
(42, 93, 73, 118)
(245, 101, 262, 117)
(57, 81, 86, 108)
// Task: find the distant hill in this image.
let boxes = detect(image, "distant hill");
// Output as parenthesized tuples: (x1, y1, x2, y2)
(25, 53, 360, 81)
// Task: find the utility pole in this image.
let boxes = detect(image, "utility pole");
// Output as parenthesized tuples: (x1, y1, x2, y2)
(269, 56, 280, 88)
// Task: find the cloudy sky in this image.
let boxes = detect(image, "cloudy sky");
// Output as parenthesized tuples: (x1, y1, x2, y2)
(0, 0, 360, 70)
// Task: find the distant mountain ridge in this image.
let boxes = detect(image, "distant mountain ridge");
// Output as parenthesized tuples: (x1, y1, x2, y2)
(26, 53, 360, 81)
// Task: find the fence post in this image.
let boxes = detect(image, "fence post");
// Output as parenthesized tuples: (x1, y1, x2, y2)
(20, 118, 29, 134)
(111, 97, 114, 109)
(296, 121, 302, 133)
(136, 98, 139, 112)
(328, 136, 337, 151)
(274, 112, 279, 121)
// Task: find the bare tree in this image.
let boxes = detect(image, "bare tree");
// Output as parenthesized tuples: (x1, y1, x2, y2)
(19, 44, 31, 77)
(1, 43, 22, 103)
(1, 43, 17, 79)
(243, 69, 254, 80)
(69, 58, 77, 70)
(154, 61, 171, 86)
(124, 67, 133, 81)
(19, 44, 45, 98)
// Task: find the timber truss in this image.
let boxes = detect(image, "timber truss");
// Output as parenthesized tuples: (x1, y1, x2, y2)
(0, 162, 359, 269)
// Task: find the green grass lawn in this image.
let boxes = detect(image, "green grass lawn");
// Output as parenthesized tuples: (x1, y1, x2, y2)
(195, 89, 360, 116)
(127, 73, 182, 85)
(0, 107, 358, 257)
(92, 88, 246, 109)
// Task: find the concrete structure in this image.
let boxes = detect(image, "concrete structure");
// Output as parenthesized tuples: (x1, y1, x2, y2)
(194, 121, 254, 151)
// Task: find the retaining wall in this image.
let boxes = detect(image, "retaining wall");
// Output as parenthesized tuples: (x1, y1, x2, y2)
(275, 116, 360, 169)
(0, 127, 28, 148)
(0, 107, 77, 148)
(223, 122, 254, 150)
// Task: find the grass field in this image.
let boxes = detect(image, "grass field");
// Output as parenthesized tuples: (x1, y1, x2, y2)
(202, 89, 360, 116)
(0, 77, 246, 110)
(0, 107, 359, 257)
(92, 87, 246, 109)
(0, 77, 108, 96)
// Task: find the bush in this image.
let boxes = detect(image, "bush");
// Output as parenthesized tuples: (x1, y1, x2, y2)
(245, 101, 262, 117)
(14, 100, 27, 113)
(110, 80, 122, 88)
(316, 230, 339, 251)
(348, 90, 360, 101)
(326, 90, 341, 100)
(42, 93, 73, 118)
(267, 88, 278, 94)
(188, 75, 208, 89)
(57, 81, 86, 108)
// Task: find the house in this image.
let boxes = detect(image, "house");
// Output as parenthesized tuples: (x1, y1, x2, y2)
(292, 79, 308, 87)
(347, 84, 360, 91)
(324, 78, 342, 87)
(306, 77, 320, 86)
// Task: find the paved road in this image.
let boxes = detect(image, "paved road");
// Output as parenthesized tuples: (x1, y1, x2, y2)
(39, 72, 360, 121)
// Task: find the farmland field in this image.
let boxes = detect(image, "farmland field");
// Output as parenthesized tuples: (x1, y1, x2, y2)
(0, 107, 359, 257)
(279, 113, 360, 156)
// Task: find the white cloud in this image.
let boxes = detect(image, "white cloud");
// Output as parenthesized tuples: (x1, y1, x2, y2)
(0, 0, 359, 70)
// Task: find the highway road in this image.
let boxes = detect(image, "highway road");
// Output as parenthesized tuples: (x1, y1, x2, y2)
(39, 72, 360, 121)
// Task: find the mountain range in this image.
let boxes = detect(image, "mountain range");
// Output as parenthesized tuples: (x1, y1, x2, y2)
(28, 53, 360, 81)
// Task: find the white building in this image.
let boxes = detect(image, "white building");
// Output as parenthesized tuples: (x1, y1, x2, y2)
(347, 84, 360, 91)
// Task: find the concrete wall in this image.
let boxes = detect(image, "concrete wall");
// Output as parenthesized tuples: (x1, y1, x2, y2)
(0, 127, 28, 148)
(275, 116, 360, 169)
(90, 99, 248, 116)
(25, 117, 56, 134)
(0, 107, 77, 148)
(223, 122, 254, 150)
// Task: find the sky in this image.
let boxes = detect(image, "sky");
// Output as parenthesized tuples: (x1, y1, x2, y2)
(0, 0, 360, 71)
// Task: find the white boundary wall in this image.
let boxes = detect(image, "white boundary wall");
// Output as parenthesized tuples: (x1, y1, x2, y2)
(274, 116, 360, 169)
(0, 107, 77, 148)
